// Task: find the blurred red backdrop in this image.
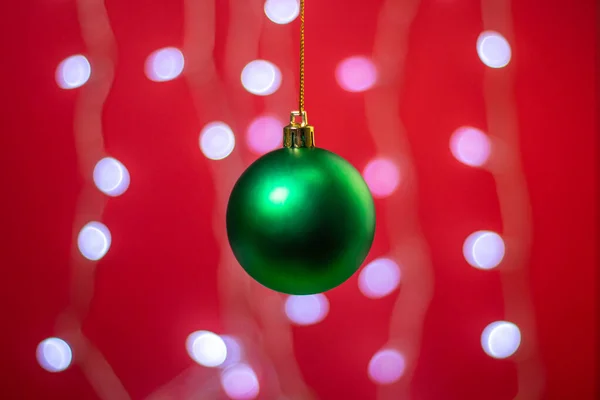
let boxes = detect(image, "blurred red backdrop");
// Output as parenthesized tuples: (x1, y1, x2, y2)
(0, 0, 596, 399)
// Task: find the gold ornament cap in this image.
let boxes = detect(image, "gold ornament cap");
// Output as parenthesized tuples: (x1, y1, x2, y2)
(283, 111, 315, 148)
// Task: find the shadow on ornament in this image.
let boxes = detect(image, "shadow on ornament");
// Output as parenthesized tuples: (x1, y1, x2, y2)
(226, 111, 376, 294)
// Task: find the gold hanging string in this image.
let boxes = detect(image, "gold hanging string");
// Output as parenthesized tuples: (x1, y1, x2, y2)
(299, 0, 305, 113)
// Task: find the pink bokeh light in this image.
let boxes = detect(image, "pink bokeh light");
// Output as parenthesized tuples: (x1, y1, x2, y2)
(246, 115, 283, 155)
(335, 56, 377, 92)
(449, 126, 491, 167)
(362, 158, 400, 198)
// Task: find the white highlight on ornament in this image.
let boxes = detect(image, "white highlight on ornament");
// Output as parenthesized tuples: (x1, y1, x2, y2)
(36, 337, 73, 372)
(481, 321, 521, 359)
(335, 56, 377, 93)
(186, 330, 228, 368)
(93, 157, 130, 197)
(241, 60, 282, 96)
(477, 31, 511, 69)
(199, 122, 236, 160)
(56, 55, 91, 89)
(269, 187, 289, 204)
(220, 364, 260, 400)
(368, 349, 406, 385)
(450, 126, 491, 167)
(264, 0, 299, 25)
(463, 230, 506, 270)
(363, 158, 400, 198)
(284, 294, 329, 326)
(358, 258, 401, 299)
(220, 335, 243, 368)
(145, 47, 185, 82)
(78, 221, 111, 261)
(246, 115, 283, 155)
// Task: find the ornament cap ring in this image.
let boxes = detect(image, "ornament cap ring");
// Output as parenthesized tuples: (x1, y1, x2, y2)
(284, 111, 315, 148)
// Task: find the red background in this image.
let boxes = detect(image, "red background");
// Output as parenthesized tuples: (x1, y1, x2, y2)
(1, 0, 596, 399)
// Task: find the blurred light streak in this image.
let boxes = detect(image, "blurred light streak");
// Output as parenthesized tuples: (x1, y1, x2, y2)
(52, 0, 131, 398)
(145, 366, 222, 400)
(480, 0, 544, 396)
(179, 1, 312, 399)
(365, 0, 434, 397)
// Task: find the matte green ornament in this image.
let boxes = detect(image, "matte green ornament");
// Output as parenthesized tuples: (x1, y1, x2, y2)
(226, 112, 376, 294)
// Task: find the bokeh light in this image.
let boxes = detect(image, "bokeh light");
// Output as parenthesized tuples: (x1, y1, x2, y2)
(246, 115, 283, 155)
(363, 158, 400, 198)
(36, 337, 73, 373)
(463, 230, 506, 270)
(477, 31, 511, 68)
(335, 56, 377, 92)
(56, 55, 91, 89)
(284, 294, 329, 326)
(450, 126, 491, 167)
(220, 335, 244, 368)
(93, 157, 130, 197)
(481, 321, 521, 359)
(368, 349, 406, 385)
(264, 0, 299, 24)
(199, 122, 236, 160)
(240, 60, 282, 96)
(220, 364, 260, 400)
(78, 221, 111, 261)
(358, 258, 401, 299)
(186, 331, 227, 368)
(145, 47, 185, 82)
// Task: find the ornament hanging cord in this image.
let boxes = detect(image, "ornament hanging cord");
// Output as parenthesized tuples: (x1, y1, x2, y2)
(283, 0, 313, 147)
(299, 0, 305, 114)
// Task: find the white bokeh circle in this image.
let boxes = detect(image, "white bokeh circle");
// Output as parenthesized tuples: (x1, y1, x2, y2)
(241, 60, 282, 96)
(284, 294, 329, 326)
(36, 337, 73, 373)
(463, 230, 506, 270)
(145, 47, 185, 82)
(358, 258, 401, 299)
(477, 31, 511, 68)
(199, 122, 236, 160)
(93, 157, 130, 197)
(77, 221, 112, 261)
(56, 55, 91, 89)
(481, 321, 521, 359)
(264, 0, 299, 24)
(186, 330, 227, 368)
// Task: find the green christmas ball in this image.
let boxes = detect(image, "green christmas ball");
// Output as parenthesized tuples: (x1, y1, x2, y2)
(226, 147, 376, 295)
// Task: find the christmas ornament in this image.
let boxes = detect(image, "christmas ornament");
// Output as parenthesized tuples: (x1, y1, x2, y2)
(226, 0, 375, 294)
